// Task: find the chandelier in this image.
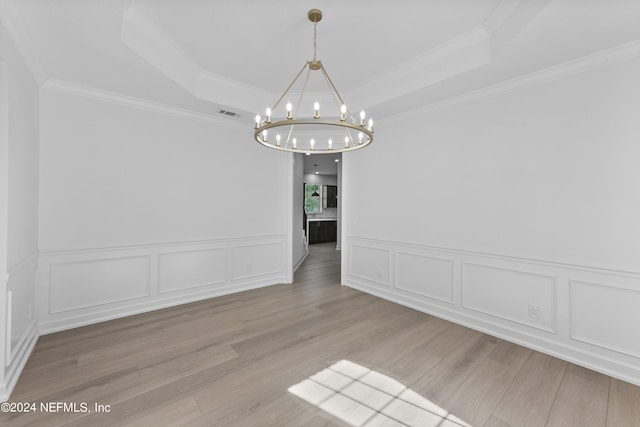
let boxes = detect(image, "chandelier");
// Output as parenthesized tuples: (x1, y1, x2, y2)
(254, 9, 374, 154)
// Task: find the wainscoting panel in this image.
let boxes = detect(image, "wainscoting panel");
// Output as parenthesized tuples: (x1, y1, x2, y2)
(396, 252, 454, 303)
(6, 256, 38, 362)
(350, 244, 391, 286)
(49, 256, 151, 314)
(571, 279, 640, 359)
(462, 262, 556, 332)
(37, 235, 288, 334)
(345, 236, 640, 386)
(231, 241, 283, 281)
(158, 248, 226, 294)
(2, 253, 39, 402)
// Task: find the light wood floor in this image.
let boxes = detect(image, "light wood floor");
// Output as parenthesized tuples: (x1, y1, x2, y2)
(2, 243, 640, 426)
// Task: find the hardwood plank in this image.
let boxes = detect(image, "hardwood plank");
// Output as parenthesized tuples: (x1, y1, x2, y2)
(443, 340, 531, 426)
(348, 314, 450, 381)
(124, 395, 202, 426)
(8, 355, 138, 403)
(546, 363, 610, 427)
(606, 378, 640, 427)
(409, 331, 499, 404)
(487, 351, 566, 427)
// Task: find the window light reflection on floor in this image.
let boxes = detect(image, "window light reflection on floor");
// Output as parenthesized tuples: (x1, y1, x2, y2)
(288, 360, 472, 427)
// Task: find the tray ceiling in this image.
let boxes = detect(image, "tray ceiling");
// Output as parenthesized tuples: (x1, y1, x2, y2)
(2, 0, 639, 123)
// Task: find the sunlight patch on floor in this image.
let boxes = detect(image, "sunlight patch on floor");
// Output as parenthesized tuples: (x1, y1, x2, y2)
(288, 360, 472, 427)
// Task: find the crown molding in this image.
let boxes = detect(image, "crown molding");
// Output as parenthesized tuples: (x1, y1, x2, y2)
(382, 39, 640, 124)
(0, 0, 48, 85)
(196, 70, 274, 114)
(41, 79, 245, 128)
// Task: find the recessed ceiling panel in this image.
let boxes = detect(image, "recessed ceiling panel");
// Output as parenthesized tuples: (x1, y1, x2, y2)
(134, 0, 502, 92)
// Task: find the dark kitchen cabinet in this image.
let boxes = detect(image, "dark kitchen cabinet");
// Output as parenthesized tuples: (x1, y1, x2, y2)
(308, 220, 337, 244)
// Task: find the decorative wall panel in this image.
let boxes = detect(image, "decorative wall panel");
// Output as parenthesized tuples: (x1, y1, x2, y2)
(158, 248, 226, 294)
(396, 252, 454, 303)
(49, 256, 151, 314)
(350, 245, 391, 286)
(231, 242, 283, 281)
(462, 262, 556, 332)
(571, 280, 640, 358)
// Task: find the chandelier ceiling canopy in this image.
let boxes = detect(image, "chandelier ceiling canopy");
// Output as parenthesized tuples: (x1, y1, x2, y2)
(254, 9, 374, 154)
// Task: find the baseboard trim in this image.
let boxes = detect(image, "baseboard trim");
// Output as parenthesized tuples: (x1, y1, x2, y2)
(293, 252, 308, 273)
(38, 277, 285, 335)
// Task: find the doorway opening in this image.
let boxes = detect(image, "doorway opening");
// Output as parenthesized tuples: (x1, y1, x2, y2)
(292, 153, 342, 279)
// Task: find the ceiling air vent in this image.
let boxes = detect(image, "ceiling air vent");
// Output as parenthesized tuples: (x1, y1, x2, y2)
(217, 108, 240, 118)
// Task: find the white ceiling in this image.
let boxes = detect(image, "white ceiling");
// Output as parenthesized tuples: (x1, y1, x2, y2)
(3, 0, 639, 172)
(304, 153, 341, 177)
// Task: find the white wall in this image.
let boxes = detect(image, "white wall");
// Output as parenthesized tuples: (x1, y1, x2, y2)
(37, 88, 292, 333)
(344, 55, 640, 385)
(0, 22, 40, 401)
(292, 153, 306, 270)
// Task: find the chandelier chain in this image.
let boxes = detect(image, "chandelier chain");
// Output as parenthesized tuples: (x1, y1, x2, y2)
(313, 21, 318, 61)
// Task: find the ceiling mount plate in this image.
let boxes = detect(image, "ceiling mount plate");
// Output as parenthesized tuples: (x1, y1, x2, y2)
(308, 9, 322, 23)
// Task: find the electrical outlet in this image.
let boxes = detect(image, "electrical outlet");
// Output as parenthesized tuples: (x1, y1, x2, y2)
(528, 304, 540, 319)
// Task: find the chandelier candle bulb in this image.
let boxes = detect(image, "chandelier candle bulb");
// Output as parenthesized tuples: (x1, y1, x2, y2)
(310, 139, 315, 150)
(276, 134, 281, 146)
(328, 139, 333, 150)
(266, 108, 272, 123)
(313, 102, 320, 119)
(292, 138, 297, 148)
(344, 136, 349, 148)
(358, 132, 363, 144)
(255, 114, 261, 129)
(286, 102, 292, 119)
(262, 129, 267, 141)
(368, 118, 373, 131)
(360, 110, 366, 126)
(340, 104, 347, 121)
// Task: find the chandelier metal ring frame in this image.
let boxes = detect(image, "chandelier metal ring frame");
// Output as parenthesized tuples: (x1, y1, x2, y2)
(254, 9, 374, 154)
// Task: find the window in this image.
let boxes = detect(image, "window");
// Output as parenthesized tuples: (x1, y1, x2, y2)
(304, 183, 321, 214)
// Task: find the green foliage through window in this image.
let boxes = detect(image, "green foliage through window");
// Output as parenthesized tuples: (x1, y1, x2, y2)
(305, 184, 321, 214)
